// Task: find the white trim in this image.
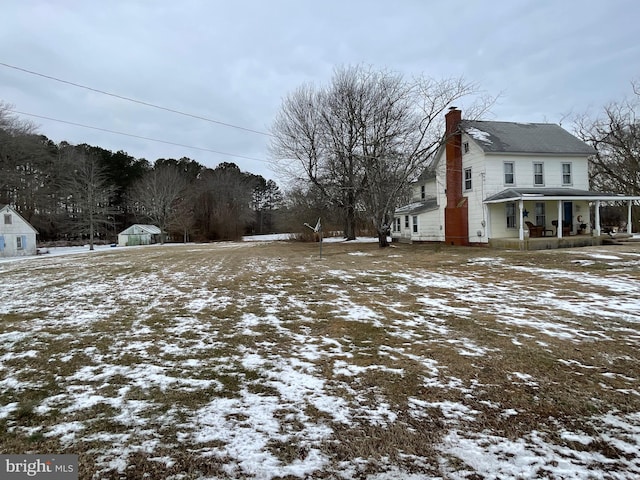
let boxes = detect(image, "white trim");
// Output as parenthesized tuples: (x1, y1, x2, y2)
(485, 195, 640, 204)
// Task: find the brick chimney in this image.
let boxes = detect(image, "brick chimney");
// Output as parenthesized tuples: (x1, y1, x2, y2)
(445, 107, 462, 206)
(444, 107, 469, 245)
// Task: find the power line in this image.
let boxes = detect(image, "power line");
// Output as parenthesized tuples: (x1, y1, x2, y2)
(0, 61, 274, 137)
(10, 109, 269, 163)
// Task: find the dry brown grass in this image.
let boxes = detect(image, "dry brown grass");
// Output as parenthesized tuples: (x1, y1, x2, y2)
(1, 240, 639, 478)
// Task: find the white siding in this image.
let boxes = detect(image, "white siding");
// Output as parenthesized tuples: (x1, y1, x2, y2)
(461, 134, 489, 242)
(414, 209, 445, 242)
(483, 154, 590, 193)
(0, 206, 38, 257)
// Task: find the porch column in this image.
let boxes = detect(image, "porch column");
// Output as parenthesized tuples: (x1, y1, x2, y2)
(557, 201, 563, 238)
(484, 204, 492, 239)
(628, 200, 633, 234)
(519, 199, 524, 240)
(595, 201, 601, 236)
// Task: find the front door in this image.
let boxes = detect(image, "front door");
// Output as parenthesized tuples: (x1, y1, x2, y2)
(563, 202, 573, 231)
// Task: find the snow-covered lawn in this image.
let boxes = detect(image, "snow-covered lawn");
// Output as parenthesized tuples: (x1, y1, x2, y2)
(1, 240, 639, 479)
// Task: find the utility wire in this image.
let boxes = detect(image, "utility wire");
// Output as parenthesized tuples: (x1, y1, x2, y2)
(10, 109, 269, 163)
(0, 61, 274, 137)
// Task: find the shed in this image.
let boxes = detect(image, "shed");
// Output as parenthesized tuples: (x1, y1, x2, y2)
(0, 204, 39, 257)
(117, 224, 161, 246)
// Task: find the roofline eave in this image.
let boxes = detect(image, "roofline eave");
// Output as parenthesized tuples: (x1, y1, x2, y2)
(481, 151, 596, 157)
(484, 195, 640, 204)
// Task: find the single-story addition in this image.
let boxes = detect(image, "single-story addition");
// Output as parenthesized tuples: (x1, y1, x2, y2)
(0, 204, 39, 257)
(117, 224, 162, 246)
(393, 107, 640, 249)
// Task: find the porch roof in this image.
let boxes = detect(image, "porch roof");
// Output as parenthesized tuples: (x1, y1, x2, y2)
(484, 187, 640, 204)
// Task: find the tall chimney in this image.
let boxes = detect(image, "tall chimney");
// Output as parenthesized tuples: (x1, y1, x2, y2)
(444, 107, 468, 245)
(445, 107, 462, 206)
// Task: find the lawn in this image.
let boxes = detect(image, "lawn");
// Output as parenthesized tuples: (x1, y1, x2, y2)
(1, 240, 639, 479)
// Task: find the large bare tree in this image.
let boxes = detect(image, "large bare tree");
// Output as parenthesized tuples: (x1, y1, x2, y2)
(129, 164, 189, 243)
(575, 81, 640, 196)
(270, 65, 487, 246)
(59, 146, 116, 250)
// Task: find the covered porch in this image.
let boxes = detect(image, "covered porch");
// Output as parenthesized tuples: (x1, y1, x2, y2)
(483, 188, 640, 248)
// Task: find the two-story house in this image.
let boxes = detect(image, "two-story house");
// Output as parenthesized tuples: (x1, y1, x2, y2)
(392, 108, 639, 248)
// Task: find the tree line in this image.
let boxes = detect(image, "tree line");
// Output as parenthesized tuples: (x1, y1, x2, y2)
(0, 101, 283, 246)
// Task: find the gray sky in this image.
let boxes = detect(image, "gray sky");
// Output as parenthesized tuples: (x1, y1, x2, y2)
(1, 0, 638, 183)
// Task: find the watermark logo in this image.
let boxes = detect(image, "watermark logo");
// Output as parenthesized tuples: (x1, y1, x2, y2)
(1, 455, 77, 479)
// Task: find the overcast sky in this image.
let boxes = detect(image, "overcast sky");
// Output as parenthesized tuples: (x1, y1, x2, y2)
(1, 0, 638, 183)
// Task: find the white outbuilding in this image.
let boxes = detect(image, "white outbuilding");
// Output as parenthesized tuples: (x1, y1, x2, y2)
(0, 204, 39, 257)
(117, 224, 162, 246)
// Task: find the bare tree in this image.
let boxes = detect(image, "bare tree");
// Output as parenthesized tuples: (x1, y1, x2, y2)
(129, 164, 188, 243)
(270, 65, 489, 246)
(0, 101, 43, 209)
(575, 82, 640, 196)
(59, 146, 116, 250)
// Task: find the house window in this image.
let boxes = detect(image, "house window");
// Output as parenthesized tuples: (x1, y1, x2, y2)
(463, 142, 469, 153)
(504, 162, 514, 185)
(464, 167, 472, 191)
(421, 185, 426, 199)
(16, 236, 23, 250)
(533, 162, 544, 186)
(506, 203, 516, 229)
(535, 202, 546, 226)
(562, 163, 572, 185)
(412, 216, 418, 233)
(404, 215, 409, 229)
(3, 214, 11, 225)
(394, 217, 401, 232)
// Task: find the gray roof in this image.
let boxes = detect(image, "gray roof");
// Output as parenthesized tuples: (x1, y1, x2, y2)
(395, 198, 438, 215)
(119, 224, 161, 235)
(461, 120, 596, 155)
(484, 187, 640, 203)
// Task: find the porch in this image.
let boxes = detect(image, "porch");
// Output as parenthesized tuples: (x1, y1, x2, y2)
(483, 188, 640, 248)
(489, 234, 603, 250)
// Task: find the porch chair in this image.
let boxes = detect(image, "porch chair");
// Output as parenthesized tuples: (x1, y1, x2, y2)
(525, 221, 544, 238)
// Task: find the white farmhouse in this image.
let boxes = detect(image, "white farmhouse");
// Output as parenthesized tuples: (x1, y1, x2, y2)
(0, 204, 38, 257)
(393, 108, 640, 248)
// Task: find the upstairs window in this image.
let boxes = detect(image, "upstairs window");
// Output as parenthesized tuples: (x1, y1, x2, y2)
(533, 162, 544, 186)
(421, 185, 426, 199)
(463, 142, 470, 153)
(464, 167, 472, 191)
(562, 163, 572, 185)
(3, 214, 11, 225)
(504, 162, 515, 185)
